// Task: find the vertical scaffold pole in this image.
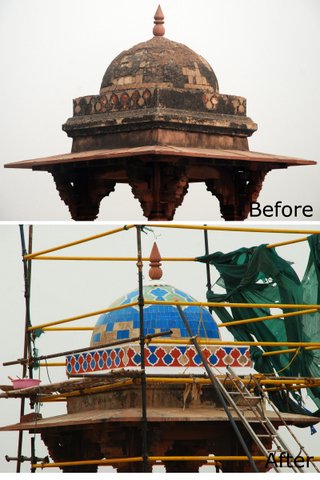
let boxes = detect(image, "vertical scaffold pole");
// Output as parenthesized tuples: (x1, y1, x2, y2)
(136, 226, 149, 472)
(203, 226, 213, 314)
(30, 437, 36, 474)
(17, 225, 34, 473)
(204, 226, 218, 471)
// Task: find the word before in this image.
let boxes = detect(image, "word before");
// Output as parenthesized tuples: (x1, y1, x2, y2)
(250, 201, 313, 218)
(265, 452, 314, 468)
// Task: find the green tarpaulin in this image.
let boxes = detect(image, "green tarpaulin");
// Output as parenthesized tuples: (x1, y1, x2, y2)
(197, 235, 320, 417)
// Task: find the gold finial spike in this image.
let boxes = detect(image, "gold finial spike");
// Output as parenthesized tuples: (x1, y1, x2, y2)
(153, 5, 165, 37)
(149, 241, 163, 280)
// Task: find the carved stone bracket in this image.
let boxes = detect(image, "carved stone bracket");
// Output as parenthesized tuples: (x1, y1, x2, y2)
(41, 428, 102, 472)
(51, 170, 116, 220)
(206, 168, 269, 220)
(163, 439, 215, 472)
(128, 162, 188, 220)
(100, 426, 153, 473)
(48, 161, 270, 221)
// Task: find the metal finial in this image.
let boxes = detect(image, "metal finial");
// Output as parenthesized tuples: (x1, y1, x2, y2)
(153, 5, 165, 37)
(149, 241, 163, 280)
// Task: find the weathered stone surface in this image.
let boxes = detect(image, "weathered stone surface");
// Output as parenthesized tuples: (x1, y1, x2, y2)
(72, 90, 247, 117)
(100, 37, 219, 93)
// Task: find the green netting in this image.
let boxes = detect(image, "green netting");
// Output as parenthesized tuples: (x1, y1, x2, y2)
(196, 235, 320, 417)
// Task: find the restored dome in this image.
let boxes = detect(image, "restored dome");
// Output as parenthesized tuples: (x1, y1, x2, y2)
(100, 36, 219, 94)
(90, 284, 220, 347)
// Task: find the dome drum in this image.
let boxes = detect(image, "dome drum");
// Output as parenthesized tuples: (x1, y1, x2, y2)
(71, 90, 248, 118)
(66, 344, 251, 375)
(64, 88, 256, 145)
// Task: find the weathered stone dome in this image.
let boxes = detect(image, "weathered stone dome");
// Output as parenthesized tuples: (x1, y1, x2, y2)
(100, 36, 219, 94)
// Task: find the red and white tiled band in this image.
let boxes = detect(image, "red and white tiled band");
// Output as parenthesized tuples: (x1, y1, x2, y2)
(66, 345, 250, 375)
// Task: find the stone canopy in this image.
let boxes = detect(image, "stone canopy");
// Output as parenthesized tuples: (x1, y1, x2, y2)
(5, 6, 315, 220)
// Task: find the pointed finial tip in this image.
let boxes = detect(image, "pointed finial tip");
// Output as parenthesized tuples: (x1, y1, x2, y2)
(153, 4, 165, 37)
(149, 241, 163, 280)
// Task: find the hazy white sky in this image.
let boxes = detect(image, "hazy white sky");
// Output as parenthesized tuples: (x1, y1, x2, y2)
(1, 223, 320, 474)
(1, 0, 320, 221)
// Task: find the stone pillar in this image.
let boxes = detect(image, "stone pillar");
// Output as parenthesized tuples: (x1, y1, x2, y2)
(99, 425, 153, 473)
(128, 161, 188, 220)
(51, 170, 116, 220)
(162, 439, 216, 472)
(206, 168, 269, 220)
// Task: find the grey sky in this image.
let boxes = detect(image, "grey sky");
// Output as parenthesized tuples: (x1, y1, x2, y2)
(1, 0, 320, 221)
(1, 223, 320, 474)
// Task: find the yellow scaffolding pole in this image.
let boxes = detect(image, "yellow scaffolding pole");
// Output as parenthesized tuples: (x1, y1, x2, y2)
(262, 344, 320, 357)
(145, 377, 320, 387)
(24, 225, 135, 260)
(28, 256, 196, 262)
(267, 236, 308, 249)
(38, 362, 65, 367)
(42, 327, 94, 331)
(37, 377, 320, 403)
(27, 301, 138, 331)
(262, 385, 310, 393)
(144, 299, 320, 309)
(39, 379, 134, 402)
(32, 454, 320, 469)
(28, 299, 320, 333)
(217, 308, 316, 328)
(147, 223, 320, 235)
(151, 338, 320, 348)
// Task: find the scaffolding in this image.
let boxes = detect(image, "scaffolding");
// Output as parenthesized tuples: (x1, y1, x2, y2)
(2, 223, 320, 473)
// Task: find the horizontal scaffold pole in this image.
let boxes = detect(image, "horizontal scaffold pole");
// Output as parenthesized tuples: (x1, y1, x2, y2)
(144, 300, 320, 310)
(27, 256, 196, 262)
(28, 301, 139, 331)
(32, 454, 320, 469)
(29, 300, 320, 333)
(147, 223, 320, 235)
(38, 362, 65, 367)
(218, 308, 317, 328)
(7, 376, 319, 403)
(145, 377, 320, 387)
(24, 225, 135, 260)
(151, 338, 320, 348)
(36, 377, 320, 403)
(40, 379, 134, 402)
(262, 344, 320, 357)
(42, 327, 94, 331)
(3, 330, 172, 367)
(267, 236, 308, 249)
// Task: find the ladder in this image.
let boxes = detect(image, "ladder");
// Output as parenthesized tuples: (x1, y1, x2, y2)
(246, 370, 320, 473)
(214, 369, 299, 472)
(176, 305, 318, 472)
(223, 366, 315, 472)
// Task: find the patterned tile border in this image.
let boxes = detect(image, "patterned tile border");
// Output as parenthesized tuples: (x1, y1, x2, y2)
(66, 345, 250, 374)
(72, 89, 247, 116)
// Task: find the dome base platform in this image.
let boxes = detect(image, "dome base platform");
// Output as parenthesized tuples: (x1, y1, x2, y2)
(0, 376, 317, 473)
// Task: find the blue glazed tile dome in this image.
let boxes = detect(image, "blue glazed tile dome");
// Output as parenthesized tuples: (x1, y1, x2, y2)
(90, 284, 220, 347)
